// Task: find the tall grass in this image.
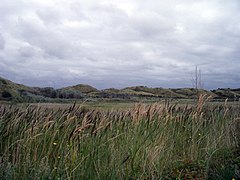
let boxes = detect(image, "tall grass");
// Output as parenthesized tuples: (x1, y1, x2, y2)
(0, 96, 240, 179)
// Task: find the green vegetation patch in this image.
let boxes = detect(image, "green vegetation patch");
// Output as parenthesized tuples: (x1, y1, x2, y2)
(0, 99, 240, 179)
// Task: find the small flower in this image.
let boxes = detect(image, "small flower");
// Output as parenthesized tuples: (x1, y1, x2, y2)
(198, 133, 201, 136)
(53, 142, 57, 146)
(58, 156, 61, 159)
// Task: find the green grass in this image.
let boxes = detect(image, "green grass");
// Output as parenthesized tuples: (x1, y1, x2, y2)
(0, 95, 240, 179)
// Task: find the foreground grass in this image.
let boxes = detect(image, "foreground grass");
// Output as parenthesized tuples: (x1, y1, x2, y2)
(0, 95, 240, 179)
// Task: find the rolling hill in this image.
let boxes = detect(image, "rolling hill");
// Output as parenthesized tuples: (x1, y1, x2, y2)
(0, 76, 239, 102)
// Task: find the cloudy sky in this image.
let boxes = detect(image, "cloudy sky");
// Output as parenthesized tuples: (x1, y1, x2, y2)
(0, 0, 239, 89)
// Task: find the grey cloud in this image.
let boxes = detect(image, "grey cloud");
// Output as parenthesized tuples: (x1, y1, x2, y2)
(16, 16, 74, 59)
(18, 46, 36, 58)
(36, 9, 63, 25)
(0, 0, 239, 89)
(0, 33, 5, 50)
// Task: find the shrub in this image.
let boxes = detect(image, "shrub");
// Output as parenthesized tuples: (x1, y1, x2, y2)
(1, 91, 12, 98)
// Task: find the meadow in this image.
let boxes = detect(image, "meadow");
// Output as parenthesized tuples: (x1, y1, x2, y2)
(0, 95, 240, 179)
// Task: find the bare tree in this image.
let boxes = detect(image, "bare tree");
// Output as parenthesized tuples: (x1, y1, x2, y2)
(192, 65, 204, 97)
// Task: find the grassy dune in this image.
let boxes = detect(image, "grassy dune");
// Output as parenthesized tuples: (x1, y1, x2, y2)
(0, 95, 240, 179)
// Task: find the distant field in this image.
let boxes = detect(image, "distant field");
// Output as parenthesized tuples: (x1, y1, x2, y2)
(0, 101, 137, 111)
(0, 96, 240, 179)
(6, 98, 239, 110)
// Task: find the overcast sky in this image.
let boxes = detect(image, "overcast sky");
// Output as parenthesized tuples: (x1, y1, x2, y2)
(0, 0, 239, 89)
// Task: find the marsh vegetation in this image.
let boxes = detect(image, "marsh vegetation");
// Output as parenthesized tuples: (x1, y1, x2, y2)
(0, 95, 240, 179)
